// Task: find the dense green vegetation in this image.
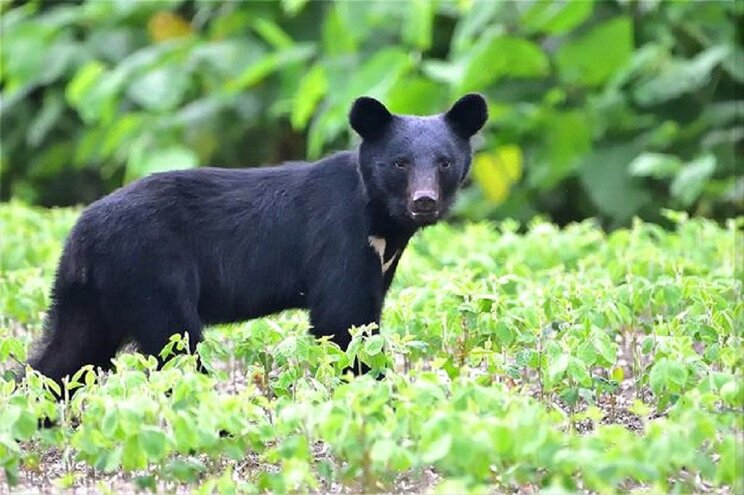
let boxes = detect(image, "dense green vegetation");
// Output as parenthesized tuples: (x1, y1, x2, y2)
(1, 0, 741, 226)
(0, 202, 741, 493)
(1, 0, 742, 492)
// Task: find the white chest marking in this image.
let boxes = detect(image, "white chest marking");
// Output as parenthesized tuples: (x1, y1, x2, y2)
(368, 236, 400, 274)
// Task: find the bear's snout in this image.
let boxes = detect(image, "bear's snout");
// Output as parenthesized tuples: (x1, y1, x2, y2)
(410, 191, 438, 212)
(409, 189, 440, 223)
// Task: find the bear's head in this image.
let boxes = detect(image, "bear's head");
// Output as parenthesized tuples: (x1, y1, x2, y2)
(350, 93, 487, 230)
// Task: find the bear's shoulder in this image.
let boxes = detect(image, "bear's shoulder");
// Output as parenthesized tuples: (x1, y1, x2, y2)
(306, 151, 363, 193)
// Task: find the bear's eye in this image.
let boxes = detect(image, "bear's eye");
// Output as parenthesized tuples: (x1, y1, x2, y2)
(393, 159, 408, 170)
(439, 158, 452, 169)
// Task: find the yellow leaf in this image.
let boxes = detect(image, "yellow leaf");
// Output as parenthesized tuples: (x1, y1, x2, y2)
(472, 145, 523, 204)
(148, 11, 193, 43)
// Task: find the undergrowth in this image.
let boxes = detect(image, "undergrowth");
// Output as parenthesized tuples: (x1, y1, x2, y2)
(1, 202, 741, 493)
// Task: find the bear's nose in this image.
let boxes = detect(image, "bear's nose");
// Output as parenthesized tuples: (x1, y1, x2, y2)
(411, 191, 439, 213)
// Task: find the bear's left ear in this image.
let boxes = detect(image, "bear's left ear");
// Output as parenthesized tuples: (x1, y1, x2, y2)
(444, 93, 488, 139)
(349, 97, 392, 140)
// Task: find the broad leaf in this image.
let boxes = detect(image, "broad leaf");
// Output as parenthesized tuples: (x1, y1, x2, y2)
(460, 35, 549, 93)
(521, 0, 594, 35)
(633, 46, 730, 106)
(556, 16, 633, 87)
(670, 154, 717, 207)
(291, 64, 328, 130)
(629, 153, 683, 179)
(126, 144, 198, 181)
(472, 145, 523, 204)
(127, 64, 189, 112)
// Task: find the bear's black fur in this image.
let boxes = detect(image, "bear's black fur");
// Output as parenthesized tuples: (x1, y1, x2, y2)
(29, 94, 488, 385)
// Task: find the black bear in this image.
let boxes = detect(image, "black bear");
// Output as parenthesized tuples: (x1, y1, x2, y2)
(29, 94, 488, 385)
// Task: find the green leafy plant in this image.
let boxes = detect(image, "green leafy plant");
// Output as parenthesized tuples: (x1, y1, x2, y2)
(1, 1, 740, 227)
(1, 202, 741, 492)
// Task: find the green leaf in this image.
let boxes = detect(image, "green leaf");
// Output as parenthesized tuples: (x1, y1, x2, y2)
(386, 77, 447, 115)
(126, 144, 198, 181)
(421, 433, 452, 463)
(559, 387, 579, 406)
(579, 142, 653, 224)
(547, 353, 570, 382)
(370, 438, 396, 464)
(291, 64, 328, 130)
(720, 380, 743, 408)
(321, 5, 357, 56)
(722, 43, 744, 82)
(670, 154, 716, 207)
(421, 60, 464, 86)
(101, 113, 146, 158)
(11, 408, 36, 440)
(227, 44, 315, 92)
(0, 337, 25, 362)
(450, 0, 503, 55)
(2, 23, 56, 88)
(521, 0, 594, 34)
(628, 399, 652, 417)
(472, 146, 523, 204)
(591, 329, 617, 366)
(556, 16, 633, 87)
(629, 153, 683, 179)
(345, 335, 362, 362)
(140, 426, 167, 461)
(27, 91, 64, 146)
(460, 35, 549, 92)
(493, 321, 515, 348)
(568, 357, 592, 386)
(531, 110, 592, 189)
(66, 61, 106, 116)
(281, 0, 309, 16)
(344, 48, 412, 101)
(134, 475, 157, 492)
(252, 18, 294, 50)
(101, 409, 119, 437)
(66, 60, 126, 124)
(39, 39, 79, 86)
(716, 436, 744, 492)
(163, 458, 206, 483)
(649, 358, 688, 395)
(363, 335, 385, 356)
(576, 342, 597, 367)
(54, 473, 76, 489)
(403, 0, 433, 50)
(122, 436, 146, 471)
(308, 48, 411, 158)
(126, 65, 190, 112)
(633, 45, 730, 106)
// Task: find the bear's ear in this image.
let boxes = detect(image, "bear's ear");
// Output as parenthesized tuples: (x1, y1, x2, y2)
(349, 97, 392, 140)
(444, 93, 488, 139)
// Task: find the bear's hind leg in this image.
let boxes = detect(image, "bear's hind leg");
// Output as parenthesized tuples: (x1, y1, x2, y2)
(30, 290, 123, 389)
(135, 308, 204, 366)
(100, 285, 204, 368)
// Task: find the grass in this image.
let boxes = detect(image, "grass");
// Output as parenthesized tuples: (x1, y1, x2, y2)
(0, 201, 742, 494)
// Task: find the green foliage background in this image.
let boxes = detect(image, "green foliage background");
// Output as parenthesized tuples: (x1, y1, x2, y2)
(1, 0, 741, 226)
(2, 2, 741, 491)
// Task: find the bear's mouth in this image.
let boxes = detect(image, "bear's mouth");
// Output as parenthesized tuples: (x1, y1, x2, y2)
(410, 210, 439, 224)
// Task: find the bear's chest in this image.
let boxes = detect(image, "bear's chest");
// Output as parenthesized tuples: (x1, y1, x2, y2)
(367, 235, 406, 277)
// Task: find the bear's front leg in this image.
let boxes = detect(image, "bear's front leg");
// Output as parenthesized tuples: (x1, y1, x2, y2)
(306, 260, 384, 375)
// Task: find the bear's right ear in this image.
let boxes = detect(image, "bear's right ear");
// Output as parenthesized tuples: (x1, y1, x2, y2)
(349, 97, 392, 140)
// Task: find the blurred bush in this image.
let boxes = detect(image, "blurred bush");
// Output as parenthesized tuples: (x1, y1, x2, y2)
(0, 0, 741, 227)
